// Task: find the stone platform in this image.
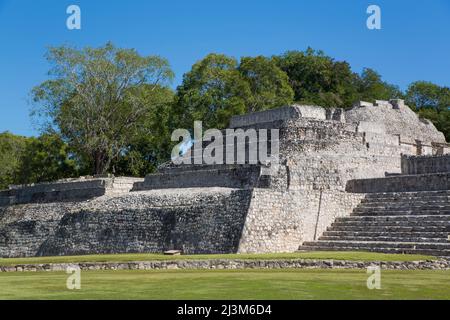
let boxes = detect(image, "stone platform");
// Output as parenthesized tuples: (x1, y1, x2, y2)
(0, 177, 143, 206)
(1, 99, 449, 258)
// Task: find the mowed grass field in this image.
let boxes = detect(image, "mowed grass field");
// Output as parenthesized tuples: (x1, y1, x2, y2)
(0, 269, 449, 300)
(0, 252, 447, 300)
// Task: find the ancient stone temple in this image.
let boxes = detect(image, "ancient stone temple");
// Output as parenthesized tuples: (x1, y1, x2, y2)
(1, 99, 449, 257)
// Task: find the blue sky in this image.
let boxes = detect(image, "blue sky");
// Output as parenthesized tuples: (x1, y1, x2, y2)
(0, 0, 449, 136)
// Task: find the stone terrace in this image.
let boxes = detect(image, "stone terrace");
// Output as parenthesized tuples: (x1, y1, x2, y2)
(1, 99, 450, 257)
(300, 154, 450, 256)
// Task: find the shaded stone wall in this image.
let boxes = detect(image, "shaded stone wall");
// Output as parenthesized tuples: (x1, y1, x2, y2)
(0, 188, 252, 258)
(0, 202, 79, 257)
(133, 165, 264, 191)
(1, 102, 448, 257)
(402, 154, 450, 175)
(346, 173, 450, 193)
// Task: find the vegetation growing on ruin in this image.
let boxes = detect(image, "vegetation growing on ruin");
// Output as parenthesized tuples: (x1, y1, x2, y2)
(0, 44, 449, 188)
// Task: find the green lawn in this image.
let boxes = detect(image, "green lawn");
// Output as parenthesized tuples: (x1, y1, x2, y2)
(0, 269, 449, 300)
(0, 251, 436, 267)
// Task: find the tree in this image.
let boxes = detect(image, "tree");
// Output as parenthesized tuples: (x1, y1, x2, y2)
(32, 42, 174, 175)
(16, 133, 79, 184)
(0, 132, 29, 189)
(172, 53, 251, 130)
(406, 81, 450, 112)
(406, 81, 450, 141)
(238, 56, 294, 112)
(114, 87, 176, 176)
(356, 68, 403, 102)
(274, 48, 404, 109)
(273, 48, 360, 108)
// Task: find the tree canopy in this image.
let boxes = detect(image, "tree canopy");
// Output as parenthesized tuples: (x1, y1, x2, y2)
(239, 56, 294, 112)
(32, 42, 174, 175)
(0, 44, 448, 188)
(406, 81, 450, 141)
(0, 132, 28, 189)
(0, 132, 79, 189)
(172, 53, 251, 130)
(273, 48, 402, 108)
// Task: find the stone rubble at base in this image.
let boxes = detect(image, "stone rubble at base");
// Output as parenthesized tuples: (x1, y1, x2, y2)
(1, 258, 449, 273)
(0, 99, 449, 258)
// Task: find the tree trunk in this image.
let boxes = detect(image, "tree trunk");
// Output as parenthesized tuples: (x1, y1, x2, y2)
(93, 150, 106, 175)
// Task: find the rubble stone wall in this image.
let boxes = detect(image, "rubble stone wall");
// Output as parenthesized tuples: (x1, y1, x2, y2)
(402, 154, 450, 175)
(1, 101, 448, 257)
(1, 188, 252, 258)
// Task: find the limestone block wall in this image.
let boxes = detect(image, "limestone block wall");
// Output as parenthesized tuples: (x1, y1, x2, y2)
(0, 188, 252, 258)
(345, 100, 446, 145)
(272, 118, 403, 191)
(133, 166, 263, 191)
(237, 189, 364, 253)
(401, 154, 450, 175)
(346, 172, 450, 193)
(0, 177, 143, 206)
(0, 202, 79, 257)
(1, 103, 448, 257)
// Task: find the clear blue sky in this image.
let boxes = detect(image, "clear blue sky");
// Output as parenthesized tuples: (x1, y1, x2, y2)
(0, 0, 449, 136)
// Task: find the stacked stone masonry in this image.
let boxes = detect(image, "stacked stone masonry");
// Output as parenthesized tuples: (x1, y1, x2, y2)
(1, 99, 450, 257)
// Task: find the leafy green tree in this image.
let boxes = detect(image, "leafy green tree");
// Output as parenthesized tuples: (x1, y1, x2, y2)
(274, 48, 404, 109)
(356, 68, 403, 102)
(173, 53, 251, 130)
(273, 48, 358, 108)
(16, 133, 79, 184)
(114, 87, 175, 176)
(0, 132, 29, 189)
(238, 56, 294, 112)
(406, 81, 450, 141)
(416, 108, 450, 142)
(406, 81, 450, 112)
(32, 42, 174, 175)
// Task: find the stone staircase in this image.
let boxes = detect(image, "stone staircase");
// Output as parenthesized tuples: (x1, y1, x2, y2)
(299, 190, 450, 256)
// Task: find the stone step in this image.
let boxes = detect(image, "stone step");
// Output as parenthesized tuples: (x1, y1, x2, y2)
(300, 190, 450, 257)
(353, 208, 450, 216)
(298, 245, 450, 256)
(323, 231, 450, 238)
(360, 199, 450, 206)
(364, 191, 450, 198)
(334, 215, 450, 223)
(302, 240, 450, 251)
(353, 210, 450, 216)
(361, 195, 450, 202)
(330, 225, 450, 232)
(358, 202, 450, 209)
(332, 221, 450, 228)
(319, 235, 449, 243)
(355, 202, 450, 211)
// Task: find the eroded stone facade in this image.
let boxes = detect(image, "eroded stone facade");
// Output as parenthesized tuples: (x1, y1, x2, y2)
(0, 99, 448, 257)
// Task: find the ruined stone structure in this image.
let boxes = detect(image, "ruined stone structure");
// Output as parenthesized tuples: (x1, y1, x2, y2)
(301, 154, 450, 256)
(1, 99, 449, 258)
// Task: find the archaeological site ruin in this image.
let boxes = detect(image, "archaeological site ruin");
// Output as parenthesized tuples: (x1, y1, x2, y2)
(1, 99, 449, 258)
